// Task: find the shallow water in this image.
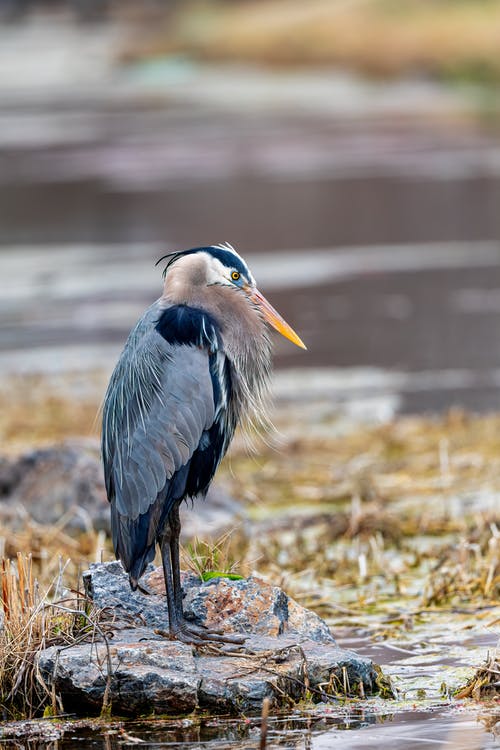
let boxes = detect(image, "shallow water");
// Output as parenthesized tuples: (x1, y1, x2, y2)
(4, 240, 500, 415)
(49, 713, 498, 749)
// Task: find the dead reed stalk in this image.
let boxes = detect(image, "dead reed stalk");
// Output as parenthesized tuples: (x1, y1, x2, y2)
(0, 553, 105, 718)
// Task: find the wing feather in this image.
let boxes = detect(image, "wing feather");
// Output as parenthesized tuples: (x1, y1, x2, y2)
(101, 302, 229, 582)
(104, 335, 215, 516)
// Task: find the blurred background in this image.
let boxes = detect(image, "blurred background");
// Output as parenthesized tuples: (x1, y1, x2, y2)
(3, 0, 500, 420)
(1, 3, 500, 736)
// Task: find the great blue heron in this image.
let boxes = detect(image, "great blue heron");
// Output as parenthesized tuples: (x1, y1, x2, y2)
(102, 244, 305, 644)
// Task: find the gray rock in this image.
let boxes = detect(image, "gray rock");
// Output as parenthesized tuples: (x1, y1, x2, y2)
(82, 560, 170, 630)
(0, 441, 244, 538)
(38, 628, 199, 715)
(37, 562, 380, 716)
(0, 441, 109, 534)
(83, 562, 333, 643)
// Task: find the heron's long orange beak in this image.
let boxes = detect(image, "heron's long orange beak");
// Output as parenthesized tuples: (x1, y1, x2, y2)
(248, 288, 307, 350)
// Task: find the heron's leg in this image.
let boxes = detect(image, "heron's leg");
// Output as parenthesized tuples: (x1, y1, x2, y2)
(160, 515, 214, 642)
(168, 504, 184, 618)
(164, 506, 246, 646)
(159, 525, 180, 632)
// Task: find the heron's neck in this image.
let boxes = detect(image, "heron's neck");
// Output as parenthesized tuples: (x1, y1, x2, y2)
(161, 272, 272, 429)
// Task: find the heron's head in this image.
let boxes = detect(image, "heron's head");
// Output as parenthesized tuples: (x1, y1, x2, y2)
(157, 243, 306, 349)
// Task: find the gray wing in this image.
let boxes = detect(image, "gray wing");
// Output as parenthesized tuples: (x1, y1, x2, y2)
(101, 304, 218, 581)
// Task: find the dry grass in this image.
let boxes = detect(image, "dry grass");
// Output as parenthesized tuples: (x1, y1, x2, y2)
(0, 553, 107, 718)
(220, 409, 500, 627)
(0, 514, 109, 596)
(182, 529, 247, 581)
(0, 371, 499, 714)
(0, 374, 100, 455)
(455, 650, 500, 700)
(2, 371, 500, 623)
(121, 0, 500, 81)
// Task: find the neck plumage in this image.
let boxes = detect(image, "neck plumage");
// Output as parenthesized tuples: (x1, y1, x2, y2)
(161, 263, 273, 441)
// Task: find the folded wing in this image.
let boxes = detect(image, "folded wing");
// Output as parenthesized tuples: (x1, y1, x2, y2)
(102, 303, 232, 585)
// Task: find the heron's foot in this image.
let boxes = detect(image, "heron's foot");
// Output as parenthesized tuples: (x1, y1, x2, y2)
(182, 620, 225, 636)
(157, 620, 246, 646)
(176, 620, 247, 645)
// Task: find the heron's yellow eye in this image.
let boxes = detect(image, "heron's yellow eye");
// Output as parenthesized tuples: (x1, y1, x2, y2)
(231, 271, 240, 281)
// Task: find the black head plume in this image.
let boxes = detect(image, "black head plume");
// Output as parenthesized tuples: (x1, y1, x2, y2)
(156, 244, 245, 280)
(155, 249, 198, 279)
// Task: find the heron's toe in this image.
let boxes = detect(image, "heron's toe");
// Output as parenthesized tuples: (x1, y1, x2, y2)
(168, 621, 246, 646)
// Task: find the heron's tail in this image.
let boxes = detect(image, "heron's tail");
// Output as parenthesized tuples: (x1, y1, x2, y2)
(128, 551, 155, 591)
(111, 505, 156, 590)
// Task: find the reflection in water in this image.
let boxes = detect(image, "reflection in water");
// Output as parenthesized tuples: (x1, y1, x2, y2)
(22, 707, 499, 749)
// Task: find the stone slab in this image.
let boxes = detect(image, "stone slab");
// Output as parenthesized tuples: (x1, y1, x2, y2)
(37, 562, 379, 716)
